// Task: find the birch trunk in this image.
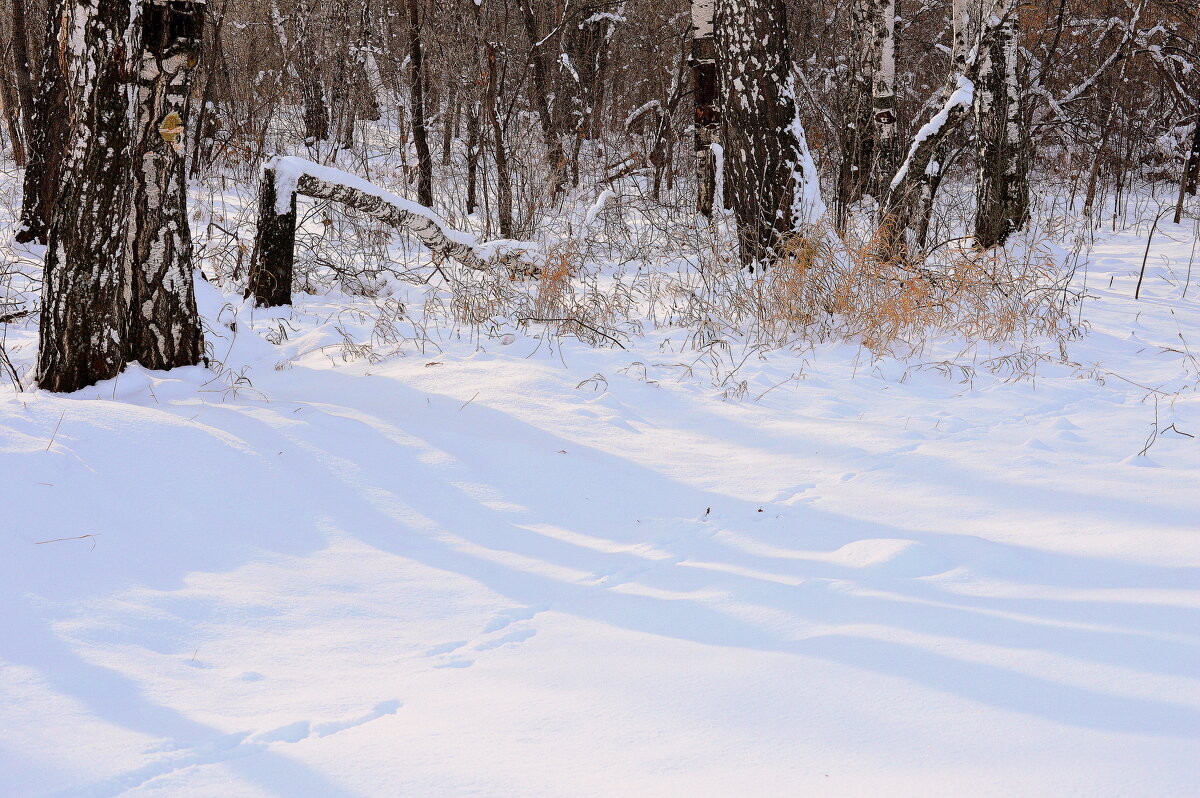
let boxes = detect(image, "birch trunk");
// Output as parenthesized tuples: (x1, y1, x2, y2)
(716, 0, 814, 268)
(126, 0, 205, 371)
(880, 0, 1015, 255)
(973, 7, 1029, 249)
(868, 0, 898, 199)
(37, 0, 139, 392)
(691, 0, 719, 217)
(247, 158, 509, 307)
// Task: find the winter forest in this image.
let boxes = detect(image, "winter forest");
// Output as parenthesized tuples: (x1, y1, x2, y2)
(1, 0, 1199, 794)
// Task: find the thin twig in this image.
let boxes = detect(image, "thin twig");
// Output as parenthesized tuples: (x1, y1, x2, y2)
(46, 410, 66, 450)
(34, 533, 101, 551)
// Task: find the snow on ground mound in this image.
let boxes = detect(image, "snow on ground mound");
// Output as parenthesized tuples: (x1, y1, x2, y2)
(2, 220, 1199, 796)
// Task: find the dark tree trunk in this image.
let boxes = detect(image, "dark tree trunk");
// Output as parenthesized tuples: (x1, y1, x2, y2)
(126, 0, 205, 370)
(1173, 118, 1200, 225)
(973, 8, 1029, 249)
(691, 0, 719, 217)
(835, 0, 874, 229)
(8, 0, 37, 145)
(16, 0, 69, 244)
(716, 0, 811, 268)
(407, 0, 433, 207)
(485, 46, 513, 237)
(1, 60, 26, 167)
(466, 102, 480, 215)
(519, 0, 567, 195)
(297, 0, 328, 145)
(246, 167, 297, 308)
(37, 0, 139, 392)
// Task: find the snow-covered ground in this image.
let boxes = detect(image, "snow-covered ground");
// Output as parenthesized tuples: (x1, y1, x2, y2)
(2, 210, 1199, 796)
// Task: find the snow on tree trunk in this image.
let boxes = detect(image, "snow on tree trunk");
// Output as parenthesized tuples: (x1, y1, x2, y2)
(913, 0, 967, 247)
(715, 0, 816, 268)
(973, 7, 1029, 249)
(692, 0, 719, 217)
(247, 157, 512, 307)
(247, 166, 297, 308)
(37, 0, 140, 392)
(16, 0, 69, 245)
(881, 0, 1015, 255)
(868, 0, 898, 198)
(126, 0, 205, 372)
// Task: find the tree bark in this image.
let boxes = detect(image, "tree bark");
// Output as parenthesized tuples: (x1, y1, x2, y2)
(37, 0, 139, 392)
(246, 166, 298, 308)
(1174, 118, 1200, 225)
(485, 45, 513, 237)
(914, 0, 967, 247)
(716, 0, 813, 268)
(296, 0, 328, 145)
(973, 6, 1029, 249)
(466, 101, 481, 216)
(16, 0, 69, 244)
(126, 0, 205, 370)
(0, 60, 26, 167)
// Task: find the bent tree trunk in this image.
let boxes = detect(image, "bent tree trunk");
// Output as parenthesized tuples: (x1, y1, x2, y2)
(16, 0, 69, 245)
(37, 0, 140, 392)
(880, 0, 1015, 255)
(127, 0, 205, 371)
(247, 158, 499, 307)
(716, 0, 813, 268)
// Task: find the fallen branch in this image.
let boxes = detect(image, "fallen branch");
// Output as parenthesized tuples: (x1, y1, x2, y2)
(247, 156, 537, 307)
(517, 316, 627, 349)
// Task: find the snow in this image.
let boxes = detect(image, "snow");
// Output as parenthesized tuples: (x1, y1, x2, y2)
(2, 203, 1200, 795)
(890, 76, 974, 191)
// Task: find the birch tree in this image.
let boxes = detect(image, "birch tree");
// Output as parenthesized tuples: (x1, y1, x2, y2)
(716, 0, 820, 268)
(692, 0, 720, 217)
(974, 4, 1030, 249)
(126, 0, 205, 371)
(37, 0, 140, 392)
(868, 0, 899, 198)
(38, 0, 204, 391)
